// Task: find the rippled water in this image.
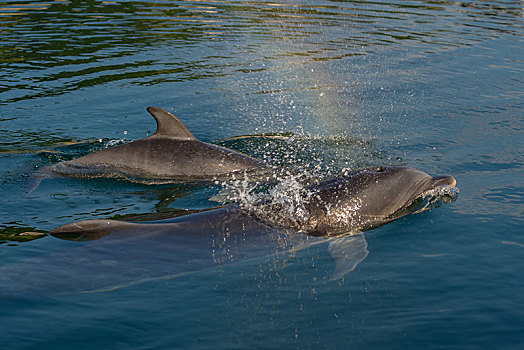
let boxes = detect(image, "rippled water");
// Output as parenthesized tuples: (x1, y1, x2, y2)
(1, 0, 523, 349)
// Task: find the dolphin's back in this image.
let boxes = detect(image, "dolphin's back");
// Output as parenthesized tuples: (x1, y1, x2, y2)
(52, 138, 262, 180)
(47, 107, 265, 182)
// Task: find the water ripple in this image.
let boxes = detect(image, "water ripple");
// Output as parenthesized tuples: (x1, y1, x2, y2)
(0, 0, 522, 104)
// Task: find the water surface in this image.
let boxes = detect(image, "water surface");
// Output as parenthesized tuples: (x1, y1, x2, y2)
(1, 0, 523, 349)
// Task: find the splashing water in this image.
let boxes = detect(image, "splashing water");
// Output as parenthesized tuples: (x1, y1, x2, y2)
(105, 139, 127, 148)
(413, 185, 460, 214)
(215, 166, 315, 230)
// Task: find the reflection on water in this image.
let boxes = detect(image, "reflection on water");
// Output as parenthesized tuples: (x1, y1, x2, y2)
(1, 0, 522, 104)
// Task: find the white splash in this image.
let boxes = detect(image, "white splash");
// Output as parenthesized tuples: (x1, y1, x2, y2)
(414, 185, 459, 214)
(105, 139, 126, 148)
(216, 167, 314, 230)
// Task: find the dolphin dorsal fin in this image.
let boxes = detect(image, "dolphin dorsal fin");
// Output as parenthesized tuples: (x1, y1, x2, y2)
(147, 106, 196, 140)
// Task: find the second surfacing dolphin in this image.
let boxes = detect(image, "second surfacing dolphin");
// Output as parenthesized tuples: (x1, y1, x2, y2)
(49, 166, 458, 281)
(47, 107, 265, 183)
(51, 166, 458, 238)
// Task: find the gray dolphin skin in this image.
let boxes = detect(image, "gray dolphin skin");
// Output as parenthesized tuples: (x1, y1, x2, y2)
(48, 107, 265, 182)
(287, 166, 457, 235)
(50, 166, 457, 239)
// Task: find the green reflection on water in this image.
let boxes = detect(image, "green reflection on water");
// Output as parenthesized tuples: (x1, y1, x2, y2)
(0, 225, 46, 243)
(2, 0, 520, 104)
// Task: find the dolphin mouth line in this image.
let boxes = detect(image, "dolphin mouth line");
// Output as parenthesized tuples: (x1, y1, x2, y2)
(386, 180, 459, 222)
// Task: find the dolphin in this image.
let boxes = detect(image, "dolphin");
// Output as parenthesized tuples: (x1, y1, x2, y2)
(46, 107, 265, 183)
(43, 167, 457, 286)
(0, 167, 457, 297)
(51, 166, 457, 239)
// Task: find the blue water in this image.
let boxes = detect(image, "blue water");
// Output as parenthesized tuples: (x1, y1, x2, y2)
(1, 0, 523, 348)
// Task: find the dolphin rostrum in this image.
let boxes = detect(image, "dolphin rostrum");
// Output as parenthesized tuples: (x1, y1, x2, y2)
(47, 107, 265, 182)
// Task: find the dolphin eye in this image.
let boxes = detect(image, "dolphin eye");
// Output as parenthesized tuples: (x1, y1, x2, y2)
(374, 166, 384, 172)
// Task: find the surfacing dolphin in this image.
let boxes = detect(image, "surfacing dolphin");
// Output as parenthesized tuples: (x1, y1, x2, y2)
(47, 107, 265, 183)
(0, 167, 457, 297)
(48, 167, 457, 282)
(51, 166, 457, 238)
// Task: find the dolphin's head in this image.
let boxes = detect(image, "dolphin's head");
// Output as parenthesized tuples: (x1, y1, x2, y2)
(303, 166, 457, 235)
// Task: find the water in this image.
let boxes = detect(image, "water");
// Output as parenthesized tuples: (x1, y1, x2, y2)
(1, 0, 523, 348)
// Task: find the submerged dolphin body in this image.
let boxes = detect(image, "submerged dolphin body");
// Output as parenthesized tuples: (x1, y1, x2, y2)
(47, 107, 264, 182)
(1, 212, 310, 296)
